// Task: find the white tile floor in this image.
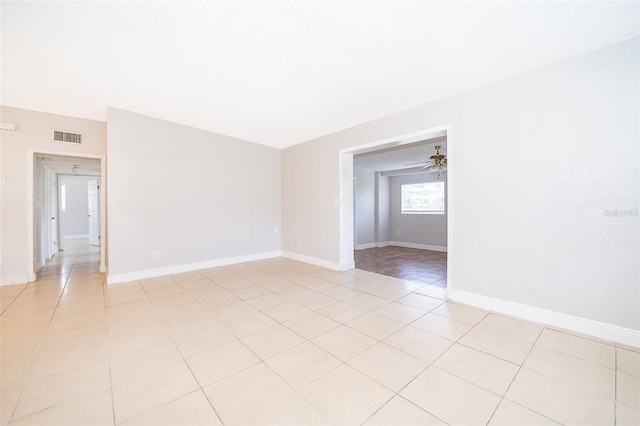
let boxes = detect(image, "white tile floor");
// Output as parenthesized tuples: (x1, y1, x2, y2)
(1, 239, 639, 425)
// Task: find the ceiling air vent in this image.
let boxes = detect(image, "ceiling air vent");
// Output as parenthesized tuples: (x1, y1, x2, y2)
(52, 129, 84, 145)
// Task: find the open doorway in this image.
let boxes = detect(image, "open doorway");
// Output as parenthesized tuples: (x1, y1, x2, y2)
(353, 138, 447, 287)
(29, 152, 106, 281)
(338, 125, 452, 294)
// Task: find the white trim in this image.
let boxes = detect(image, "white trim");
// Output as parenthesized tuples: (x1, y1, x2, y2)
(340, 260, 356, 271)
(281, 251, 343, 271)
(355, 241, 447, 251)
(449, 289, 640, 348)
(35, 258, 46, 271)
(355, 243, 378, 250)
(387, 241, 447, 252)
(445, 124, 454, 300)
(27, 150, 107, 280)
(1, 274, 30, 286)
(63, 234, 89, 240)
(107, 251, 282, 285)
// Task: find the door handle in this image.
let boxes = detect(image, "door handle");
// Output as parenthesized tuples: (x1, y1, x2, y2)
(51, 217, 55, 220)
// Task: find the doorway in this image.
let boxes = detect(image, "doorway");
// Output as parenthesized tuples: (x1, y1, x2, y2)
(58, 175, 101, 249)
(28, 151, 106, 281)
(338, 124, 453, 295)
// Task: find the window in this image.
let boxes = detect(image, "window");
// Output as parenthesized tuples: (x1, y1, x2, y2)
(60, 184, 66, 212)
(401, 182, 445, 214)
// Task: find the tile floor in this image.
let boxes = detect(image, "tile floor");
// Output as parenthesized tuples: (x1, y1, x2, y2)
(1, 240, 639, 425)
(354, 246, 447, 288)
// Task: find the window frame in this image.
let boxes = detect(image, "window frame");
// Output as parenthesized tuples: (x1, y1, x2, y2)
(401, 181, 445, 215)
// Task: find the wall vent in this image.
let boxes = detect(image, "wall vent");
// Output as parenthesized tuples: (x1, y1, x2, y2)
(52, 129, 84, 145)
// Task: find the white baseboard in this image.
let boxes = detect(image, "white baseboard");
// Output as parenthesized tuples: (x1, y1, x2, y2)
(449, 288, 640, 348)
(340, 260, 356, 271)
(107, 250, 282, 285)
(281, 251, 342, 271)
(0, 274, 30, 286)
(36, 258, 46, 271)
(63, 234, 89, 240)
(355, 243, 378, 250)
(388, 241, 447, 252)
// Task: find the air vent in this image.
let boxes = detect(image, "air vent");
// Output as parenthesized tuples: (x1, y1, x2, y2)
(52, 129, 84, 145)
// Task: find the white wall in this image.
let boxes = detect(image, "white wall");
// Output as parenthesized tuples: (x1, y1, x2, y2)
(282, 38, 639, 333)
(376, 174, 390, 243)
(59, 175, 92, 238)
(34, 157, 45, 269)
(106, 108, 281, 282)
(389, 172, 447, 248)
(0, 106, 106, 285)
(354, 167, 376, 247)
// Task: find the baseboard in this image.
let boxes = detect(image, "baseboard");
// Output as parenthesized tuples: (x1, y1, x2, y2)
(63, 234, 89, 240)
(355, 243, 378, 250)
(388, 241, 447, 252)
(107, 250, 282, 285)
(340, 260, 356, 271)
(0, 274, 29, 286)
(281, 251, 342, 271)
(449, 288, 640, 348)
(36, 258, 46, 271)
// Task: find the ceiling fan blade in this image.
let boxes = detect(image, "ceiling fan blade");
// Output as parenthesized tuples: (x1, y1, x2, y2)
(420, 161, 435, 169)
(403, 161, 427, 166)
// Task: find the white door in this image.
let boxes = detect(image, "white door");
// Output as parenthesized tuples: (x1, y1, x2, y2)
(88, 179, 100, 246)
(49, 168, 59, 258)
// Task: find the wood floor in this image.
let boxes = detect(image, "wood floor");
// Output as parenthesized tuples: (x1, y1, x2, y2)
(354, 246, 447, 288)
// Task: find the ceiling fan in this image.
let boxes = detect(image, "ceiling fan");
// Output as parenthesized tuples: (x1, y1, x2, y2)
(404, 145, 447, 172)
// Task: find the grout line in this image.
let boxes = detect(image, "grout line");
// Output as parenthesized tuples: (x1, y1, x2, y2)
(488, 327, 550, 424)
(5, 239, 101, 424)
(614, 347, 618, 426)
(102, 255, 117, 426)
(7, 255, 629, 425)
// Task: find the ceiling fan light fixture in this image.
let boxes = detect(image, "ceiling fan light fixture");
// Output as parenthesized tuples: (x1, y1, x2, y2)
(425, 163, 447, 172)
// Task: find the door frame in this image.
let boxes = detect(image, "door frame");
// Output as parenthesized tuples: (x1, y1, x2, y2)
(43, 163, 60, 259)
(87, 177, 100, 247)
(338, 123, 453, 296)
(27, 149, 107, 281)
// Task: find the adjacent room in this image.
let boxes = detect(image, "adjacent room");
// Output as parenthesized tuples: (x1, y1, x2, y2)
(353, 138, 448, 288)
(1, 1, 638, 425)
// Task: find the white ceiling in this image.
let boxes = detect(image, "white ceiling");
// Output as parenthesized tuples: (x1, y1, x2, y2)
(2, 2, 638, 149)
(40, 155, 101, 177)
(354, 137, 447, 173)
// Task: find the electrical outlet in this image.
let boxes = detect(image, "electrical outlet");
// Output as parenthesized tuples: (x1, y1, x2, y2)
(273, 227, 279, 234)
(152, 251, 160, 261)
(397, 229, 402, 235)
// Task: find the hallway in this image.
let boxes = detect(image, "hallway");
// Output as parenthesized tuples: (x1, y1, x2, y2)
(36, 239, 101, 284)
